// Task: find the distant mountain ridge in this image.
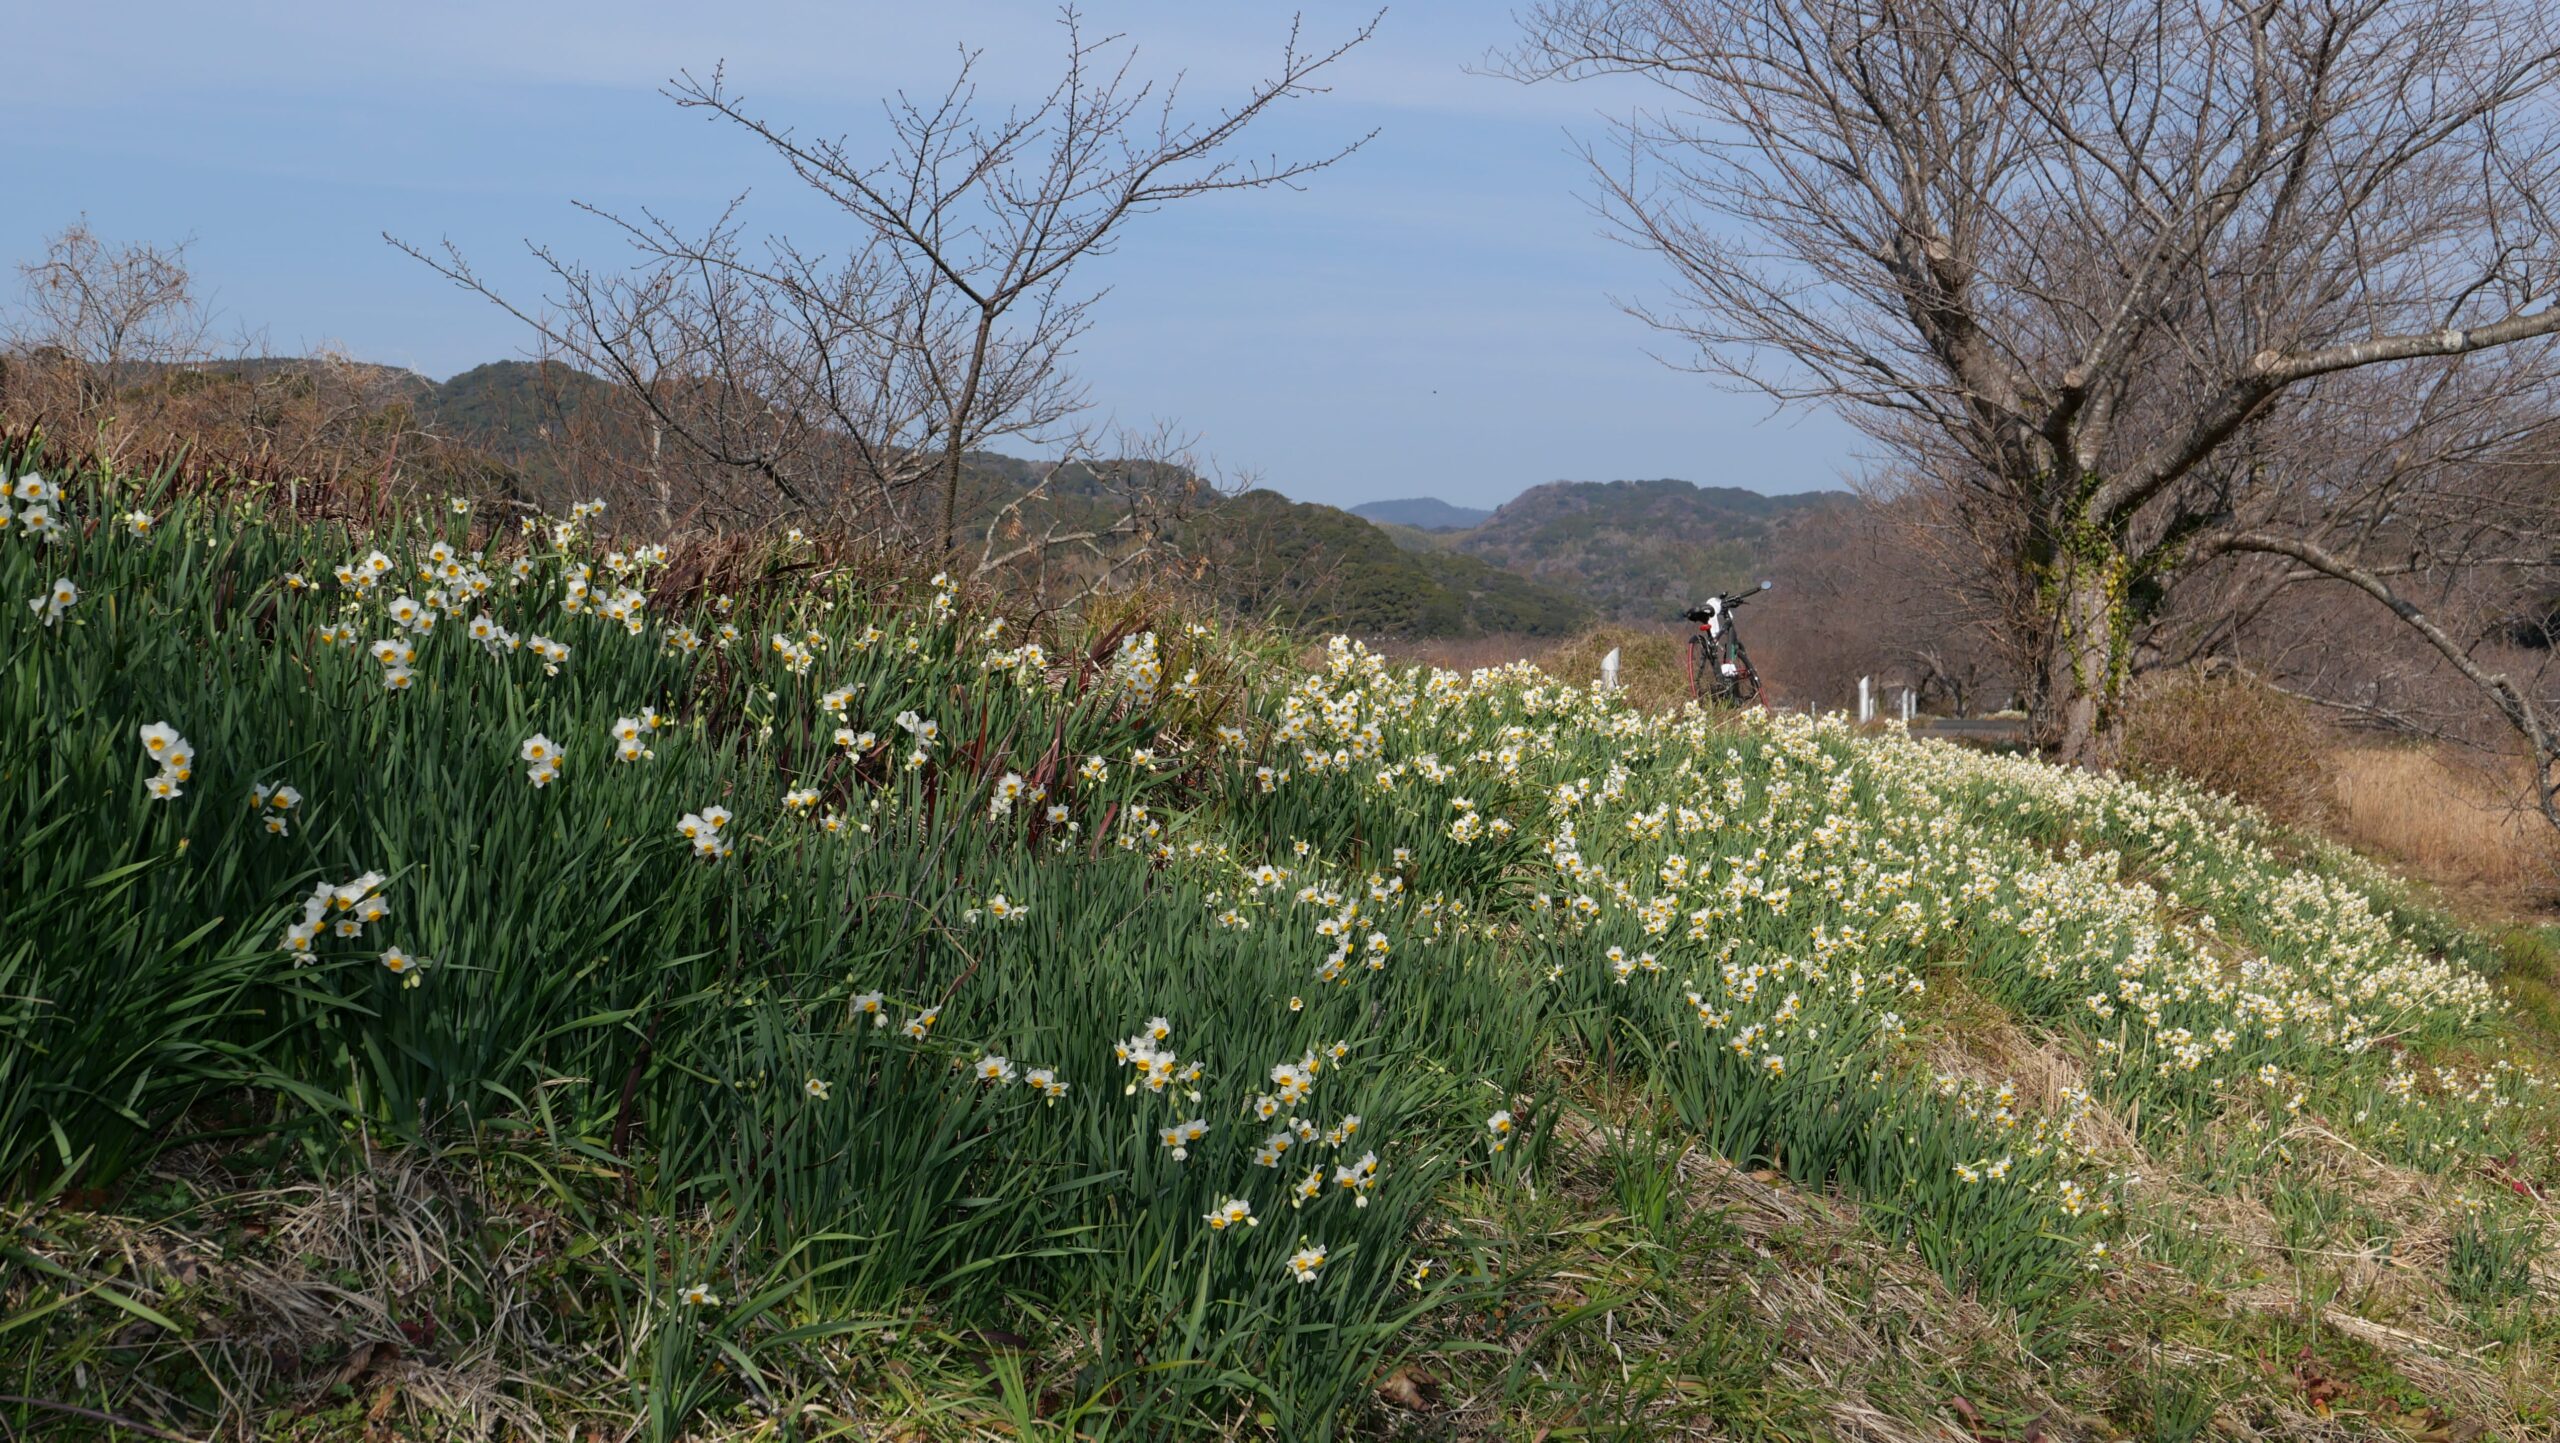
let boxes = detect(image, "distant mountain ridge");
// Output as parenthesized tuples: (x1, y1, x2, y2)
(1190, 491, 1591, 639)
(378, 360, 1838, 629)
(1348, 497, 1493, 531)
(1345, 479, 1844, 622)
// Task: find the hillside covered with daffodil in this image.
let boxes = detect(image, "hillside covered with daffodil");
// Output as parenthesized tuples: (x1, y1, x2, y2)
(5, 447, 2557, 1443)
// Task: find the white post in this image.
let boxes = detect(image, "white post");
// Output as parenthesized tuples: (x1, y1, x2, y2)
(1902, 687, 1915, 724)
(1601, 647, 1620, 692)
(1858, 675, 1873, 723)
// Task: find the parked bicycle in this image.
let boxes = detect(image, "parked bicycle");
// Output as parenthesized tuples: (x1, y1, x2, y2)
(1684, 581, 1771, 708)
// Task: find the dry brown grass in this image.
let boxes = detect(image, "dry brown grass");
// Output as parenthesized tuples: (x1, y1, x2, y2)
(1357, 626, 1712, 713)
(2326, 744, 2560, 905)
(1361, 632, 1553, 674)
(1538, 624, 1704, 712)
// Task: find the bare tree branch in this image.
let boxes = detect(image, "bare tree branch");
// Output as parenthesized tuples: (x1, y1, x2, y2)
(393, 6, 1377, 561)
(2204, 527, 2560, 829)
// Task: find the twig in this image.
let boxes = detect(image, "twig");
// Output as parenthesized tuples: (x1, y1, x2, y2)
(0, 1397, 202, 1443)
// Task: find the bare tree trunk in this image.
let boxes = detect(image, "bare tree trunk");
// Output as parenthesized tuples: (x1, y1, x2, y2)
(2042, 563, 2129, 769)
(943, 318, 995, 560)
(648, 422, 671, 534)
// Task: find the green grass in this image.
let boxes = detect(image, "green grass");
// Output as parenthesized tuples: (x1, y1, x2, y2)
(3, 445, 2555, 1440)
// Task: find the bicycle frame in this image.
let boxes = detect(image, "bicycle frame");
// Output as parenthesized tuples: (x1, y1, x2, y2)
(1684, 594, 1770, 709)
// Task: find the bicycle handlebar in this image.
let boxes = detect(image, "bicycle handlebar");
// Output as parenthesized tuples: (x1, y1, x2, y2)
(1682, 579, 1772, 624)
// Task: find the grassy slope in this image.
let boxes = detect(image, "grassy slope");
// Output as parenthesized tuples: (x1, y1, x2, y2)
(2, 456, 2555, 1442)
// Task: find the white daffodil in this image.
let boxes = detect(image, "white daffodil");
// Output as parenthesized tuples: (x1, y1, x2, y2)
(1286, 1245, 1328, 1284)
(29, 577, 76, 626)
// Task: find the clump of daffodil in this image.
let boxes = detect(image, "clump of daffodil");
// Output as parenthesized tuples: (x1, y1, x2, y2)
(1158, 1119, 1209, 1161)
(990, 771, 1026, 818)
(6, 473, 67, 542)
(278, 871, 388, 958)
(137, 721, 196, 800)
(1285, 1244, 1329, 1285)
(520, 733, 561, 788)
(250, 782, 303, 835)
(609, 716, 656, 762)
(380, 946, 430, 989)
(677, 806, 733, 860)
(1333, 1151, 1381, 1206)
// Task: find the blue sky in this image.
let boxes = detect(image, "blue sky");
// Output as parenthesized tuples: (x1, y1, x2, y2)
(0, 1, 1858, 511)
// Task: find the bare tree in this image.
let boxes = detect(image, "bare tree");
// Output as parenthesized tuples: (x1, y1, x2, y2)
(8, 220, 209, 414)
(397, 6, 1376, 563)
(2, 224, 453, 480)
(1507, 0, 2560, 814)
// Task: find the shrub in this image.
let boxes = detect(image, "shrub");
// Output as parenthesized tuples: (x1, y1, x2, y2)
(2120, 668, 2333, 826)
(1538, 624, 1696, 713)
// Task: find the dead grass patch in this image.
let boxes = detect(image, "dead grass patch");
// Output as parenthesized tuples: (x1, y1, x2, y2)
(1535, 1111, 2081, 1443)
(13, 1148, 583, 1439)
(1362, 632, 1552, 674)
(1539, 624, 1701, 713)
(2326, 744, 2560, 908)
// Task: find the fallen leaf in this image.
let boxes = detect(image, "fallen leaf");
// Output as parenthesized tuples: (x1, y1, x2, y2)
(1376, 1366, 1440, 1412)
(332, 1339, 401, 1390)
(2290, 1346, 2347, 1414)
(364, 1381, 401, 1441)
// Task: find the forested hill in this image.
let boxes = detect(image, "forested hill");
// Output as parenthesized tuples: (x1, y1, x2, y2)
(116, 355, 1835, 636)
(1362, 478, 1846, 621)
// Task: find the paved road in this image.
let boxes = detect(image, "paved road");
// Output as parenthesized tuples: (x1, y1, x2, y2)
(1910, 717, 2034, 745)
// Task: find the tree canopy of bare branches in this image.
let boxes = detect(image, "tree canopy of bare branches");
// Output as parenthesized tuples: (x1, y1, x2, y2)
(396, 5, 1377, 576)
(9, 221, 208, 413)
(1510, 0, 2560, 825)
